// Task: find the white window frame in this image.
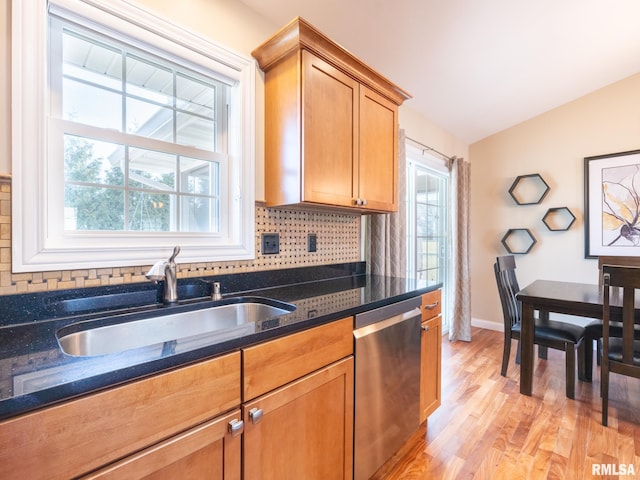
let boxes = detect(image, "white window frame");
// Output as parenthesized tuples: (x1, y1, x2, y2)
(406, 143, 452, 332)
(12, 0, 256, 272)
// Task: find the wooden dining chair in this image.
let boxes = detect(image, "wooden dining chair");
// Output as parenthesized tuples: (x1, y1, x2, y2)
(582, 256, 640, 382)
(494, 255, 587, 399)
(601, 265, 640, 426)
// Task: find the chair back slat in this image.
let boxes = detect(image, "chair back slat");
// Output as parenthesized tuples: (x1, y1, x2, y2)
(602, 265, 640, 367)
(623, 286, 636, 364)
(494, 256, 521, 332)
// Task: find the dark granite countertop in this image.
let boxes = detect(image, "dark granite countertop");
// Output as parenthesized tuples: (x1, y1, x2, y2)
(0, 262, 439, 421)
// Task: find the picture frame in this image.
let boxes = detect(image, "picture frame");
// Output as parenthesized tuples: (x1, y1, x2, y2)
(584, 149, 640, 258)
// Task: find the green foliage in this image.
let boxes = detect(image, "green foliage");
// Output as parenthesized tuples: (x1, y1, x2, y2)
(64, 136, 172, 231)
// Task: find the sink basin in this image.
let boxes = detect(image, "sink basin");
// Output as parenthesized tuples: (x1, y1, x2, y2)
(57, 298, 295, 357)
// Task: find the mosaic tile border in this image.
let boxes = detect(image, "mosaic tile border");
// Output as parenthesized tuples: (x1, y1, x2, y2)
(0, 178, 361, 295)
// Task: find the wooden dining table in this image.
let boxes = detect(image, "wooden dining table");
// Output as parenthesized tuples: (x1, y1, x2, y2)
(515, 279, 640, 396)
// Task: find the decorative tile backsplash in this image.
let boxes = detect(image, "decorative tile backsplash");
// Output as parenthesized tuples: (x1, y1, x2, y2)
(0, 177, 361, 295)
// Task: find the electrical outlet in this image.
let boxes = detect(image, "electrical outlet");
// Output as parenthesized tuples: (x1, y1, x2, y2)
(261, 233, 280, 254)
(307, 233, 317, 252)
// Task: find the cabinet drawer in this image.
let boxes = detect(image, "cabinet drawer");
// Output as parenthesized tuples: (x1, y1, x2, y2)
(422, 289, 442, 321)
(0, 352, 241, 480)
(243, 317, 353, 400)
(83, 409, 242, 480)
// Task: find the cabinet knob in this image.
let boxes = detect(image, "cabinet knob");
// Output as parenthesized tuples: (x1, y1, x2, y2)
(421, 325, 430, 332)
(228, 419, 244, 437)
(354, 198, 362, 206)
(249, 407, 263, 424)
(361, 198, 367, 206)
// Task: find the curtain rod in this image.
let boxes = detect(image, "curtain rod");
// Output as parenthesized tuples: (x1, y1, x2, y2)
(406, 136, 455, 164)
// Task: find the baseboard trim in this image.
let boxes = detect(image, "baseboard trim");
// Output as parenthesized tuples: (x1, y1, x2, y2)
(471, 317, 503, 332)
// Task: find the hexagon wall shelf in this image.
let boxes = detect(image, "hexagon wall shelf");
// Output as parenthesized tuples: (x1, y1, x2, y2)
(542, 207, 576, 231)
(501, 228, 537, 254)
(508, 173, 550, 205)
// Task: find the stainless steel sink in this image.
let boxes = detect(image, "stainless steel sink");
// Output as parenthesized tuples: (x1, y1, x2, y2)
(57, 299, 295, 357)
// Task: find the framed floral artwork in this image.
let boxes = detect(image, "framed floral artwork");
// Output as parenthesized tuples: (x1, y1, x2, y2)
(584, 149, 640, 258)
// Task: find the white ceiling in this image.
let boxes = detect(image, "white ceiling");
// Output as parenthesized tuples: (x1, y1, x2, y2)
(239, 0, 640, 144)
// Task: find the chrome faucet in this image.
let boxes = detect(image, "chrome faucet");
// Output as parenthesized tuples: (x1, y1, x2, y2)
(146, 246, 181, 304)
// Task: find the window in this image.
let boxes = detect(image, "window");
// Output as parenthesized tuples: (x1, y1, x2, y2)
(406, 144, 452, 331)
(12, 0, 256, 272)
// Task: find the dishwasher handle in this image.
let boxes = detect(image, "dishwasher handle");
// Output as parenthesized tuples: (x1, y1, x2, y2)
(354, 307, 422, 339)
(354, 296, 422, 329)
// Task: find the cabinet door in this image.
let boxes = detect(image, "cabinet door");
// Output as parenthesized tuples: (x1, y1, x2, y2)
(358, 85, 398, 212)
(420, 290, 442, 423)
(82, 410, 242, 480)
(243, 357, 354, 480)
(302, 50, 359, 207)
(420, 314, 442, 423)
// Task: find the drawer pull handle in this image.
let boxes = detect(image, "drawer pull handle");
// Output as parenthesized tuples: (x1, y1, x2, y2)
(249, 407, 263, 424)
(228, 419, 244, 437)
(424, 301, 439, 310)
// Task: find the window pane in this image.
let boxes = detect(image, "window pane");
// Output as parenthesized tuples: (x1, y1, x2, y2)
(177, 74, 215, 116)
(416, 203, 427, 235)
(128, 148, 176, 190)
(63, 78, 122, 129)
(427, 205, 441, 236)
(65, 185, 125, 231)
(62, 31, 122, 129)
(427, 175, 440, 201)
(176, 112, 215, 150)
(181, 196, 217, 232)
(126, 97, 173, 140)
(128, 191, 174, 231)
(180, 157, 218, 195)
(63, 31, 122, 91)
(126, 55, 173, 104)
(64, 135, 125, 186)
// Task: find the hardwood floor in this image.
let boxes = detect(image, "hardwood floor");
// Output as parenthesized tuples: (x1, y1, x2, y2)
(372, 327, 640, 479)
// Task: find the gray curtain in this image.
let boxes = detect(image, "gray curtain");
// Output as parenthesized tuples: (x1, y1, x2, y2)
(449, 157, 472, 342)
(367, 129, 407, 277)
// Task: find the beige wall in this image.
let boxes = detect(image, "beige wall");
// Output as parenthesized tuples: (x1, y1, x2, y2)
(470, 73, 640, 328)
(399, 107, 469, 160)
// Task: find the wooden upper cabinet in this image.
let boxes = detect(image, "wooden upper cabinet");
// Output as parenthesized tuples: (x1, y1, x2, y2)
(253, 17, 410, 213)
(302, 52, 359, 207)
(358, 86, 399, 211)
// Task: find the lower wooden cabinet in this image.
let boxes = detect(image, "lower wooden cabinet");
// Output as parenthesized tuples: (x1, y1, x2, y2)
(83, 409, 242, 480)
(0, 352, 241, 480)
(242, 317, 354, 480)
(420, 290, 442, 423)
(242, 357, 354, 480)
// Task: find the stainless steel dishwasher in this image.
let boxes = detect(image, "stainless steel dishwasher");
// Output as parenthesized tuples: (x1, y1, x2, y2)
(353, 296, 422, 480)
